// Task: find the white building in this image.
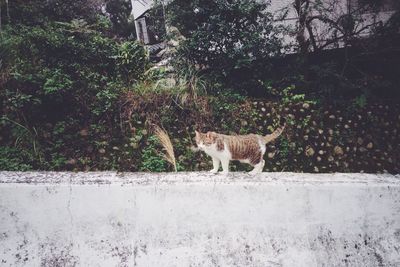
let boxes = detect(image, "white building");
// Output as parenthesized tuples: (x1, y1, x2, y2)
(132, 0, 152, 19)
(131, 0, 397, 51)
(132, 0, 157, 45)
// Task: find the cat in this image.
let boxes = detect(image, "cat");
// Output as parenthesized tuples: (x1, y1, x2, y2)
(195, 118, 286, 174)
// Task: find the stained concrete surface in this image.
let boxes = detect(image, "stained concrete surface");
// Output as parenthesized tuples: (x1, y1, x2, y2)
(0, 172, 399, 266)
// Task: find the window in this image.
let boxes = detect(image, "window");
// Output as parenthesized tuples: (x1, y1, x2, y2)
(138, 20, 145, 43)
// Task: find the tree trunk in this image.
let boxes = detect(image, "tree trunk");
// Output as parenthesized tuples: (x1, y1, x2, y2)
(293, 0, 310, 55)
(293, 0, 311, 87)
(6, 0, 9, 23)
(0, 0, 2, 33)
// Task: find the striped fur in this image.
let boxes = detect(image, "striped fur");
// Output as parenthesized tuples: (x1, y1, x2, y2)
(195, 118, 286, 174)
(263, 118, 286, 143)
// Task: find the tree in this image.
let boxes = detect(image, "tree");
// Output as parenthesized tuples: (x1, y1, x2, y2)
(105, 0, 135, 38)
(279, 0, 400, 98)
(3, 0, 104, 25)
(167, 0, 283, 93)
(146, 1, 167, 43)
(288, 0, 398, 53)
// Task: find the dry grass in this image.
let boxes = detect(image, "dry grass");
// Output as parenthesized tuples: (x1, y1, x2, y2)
(153, 125, 177, 172)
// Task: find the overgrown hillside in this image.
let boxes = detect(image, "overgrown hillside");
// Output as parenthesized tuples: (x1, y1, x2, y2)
(1, 0, 399, 173)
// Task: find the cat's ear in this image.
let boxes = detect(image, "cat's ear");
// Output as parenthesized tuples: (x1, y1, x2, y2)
(207, 132, 217, 141)
(195, 130, 200, 138)
(206, 132, 215, 140)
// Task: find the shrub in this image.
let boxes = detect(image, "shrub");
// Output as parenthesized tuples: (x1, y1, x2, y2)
(116, 41, 148, 83)
(139, 136, 167, 172)
(0, 146, 34, 171)
(0, 14, 148, 171)
(1, 21, 148, 123)
(168, 0, 283, 94)
(6, 0, 102, 25)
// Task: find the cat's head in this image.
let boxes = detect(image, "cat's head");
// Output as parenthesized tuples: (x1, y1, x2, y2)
(195, 130, 217, 150)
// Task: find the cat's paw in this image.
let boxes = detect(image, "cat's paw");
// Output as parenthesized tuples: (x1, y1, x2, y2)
(209, 169, 218, 174)
(249, 170, 262, 175)
(220, 171, 229, 175)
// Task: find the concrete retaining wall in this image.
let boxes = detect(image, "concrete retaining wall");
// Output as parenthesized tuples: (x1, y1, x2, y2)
(0, 172, 399, 266)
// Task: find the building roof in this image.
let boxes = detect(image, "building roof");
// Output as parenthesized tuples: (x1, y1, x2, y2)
(135, 8, 152, 20)
(132, 0, 153, 18)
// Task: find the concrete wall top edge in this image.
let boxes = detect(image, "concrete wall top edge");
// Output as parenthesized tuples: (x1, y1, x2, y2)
(0, 171, 399, 186)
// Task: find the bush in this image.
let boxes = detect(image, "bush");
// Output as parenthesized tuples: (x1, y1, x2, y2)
(5, 0, 102, 25)
(0, 146, 33, 171)
(1, 21, 147, 123)
(139, 136, 167, 172)
(116, 41, 148, 83)
(168, 0, 283, 94)
(0, 13, 148, 171)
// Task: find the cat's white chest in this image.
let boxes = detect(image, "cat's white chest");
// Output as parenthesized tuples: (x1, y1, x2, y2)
(204, 143, 231, 160)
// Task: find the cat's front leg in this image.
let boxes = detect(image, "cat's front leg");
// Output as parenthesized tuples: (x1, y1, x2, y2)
(221, 159, 230, 174)
(209, 157, 220, 173)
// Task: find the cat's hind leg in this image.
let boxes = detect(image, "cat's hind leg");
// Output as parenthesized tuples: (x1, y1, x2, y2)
(249, 160, 265, 175)
(209, 157, 220, 174)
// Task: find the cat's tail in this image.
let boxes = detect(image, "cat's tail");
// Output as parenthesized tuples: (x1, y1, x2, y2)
(263, 117, 286, 143)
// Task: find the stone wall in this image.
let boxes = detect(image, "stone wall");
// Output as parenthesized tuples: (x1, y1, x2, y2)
(1, 172, 399, 266)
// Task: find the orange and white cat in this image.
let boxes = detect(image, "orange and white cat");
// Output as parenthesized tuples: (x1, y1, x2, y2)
(195, 118, 285, 174)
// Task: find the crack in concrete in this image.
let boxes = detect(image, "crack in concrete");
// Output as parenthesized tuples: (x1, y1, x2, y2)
(67, 176, 74, 239)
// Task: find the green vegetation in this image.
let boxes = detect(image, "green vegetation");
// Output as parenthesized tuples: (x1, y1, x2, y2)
(168, 0, 283, 94)
(0, 146, 33, 171)
(139, 135, 167, 172)
(0, 0, 399, 173)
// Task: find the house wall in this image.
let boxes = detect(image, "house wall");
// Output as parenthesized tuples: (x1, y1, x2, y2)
(271, 0, 396, 49)
(132, 0, 396, 50)
(135, 17, 150, 44)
